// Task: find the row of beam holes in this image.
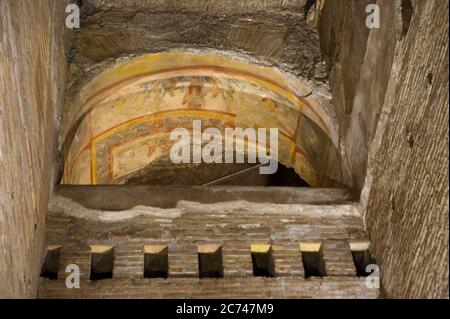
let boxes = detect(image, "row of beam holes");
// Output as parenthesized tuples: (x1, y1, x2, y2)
(41, 242, 375, 280)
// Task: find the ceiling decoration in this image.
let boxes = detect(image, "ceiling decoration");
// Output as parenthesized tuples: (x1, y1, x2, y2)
(62, 52, 345, 186)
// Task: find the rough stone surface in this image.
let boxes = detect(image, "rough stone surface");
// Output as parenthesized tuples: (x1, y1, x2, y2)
(342, 0, 399, 193)
(74, 0, 326, 80)
(363, 0, 449, 299)
(318, 0, 398, 192)
(39, 186, 377, 299)
(319, 0, 448, 298)
(318, 0, 372, 121)
(0, 0, 67, 298)
(54, 185, 354, 210)
(62, 0, 330, 137)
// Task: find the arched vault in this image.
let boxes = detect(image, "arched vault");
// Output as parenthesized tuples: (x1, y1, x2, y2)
(61, 52, 349, 187)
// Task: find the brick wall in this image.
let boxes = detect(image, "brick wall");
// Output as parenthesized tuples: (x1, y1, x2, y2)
(364, 0, 449, 298)
(39, 186, 378, 299)
(319, 0, 448, 298)
(0, 0, 67, 298)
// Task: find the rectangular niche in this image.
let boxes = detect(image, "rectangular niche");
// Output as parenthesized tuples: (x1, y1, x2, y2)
(41, 246, 62, 280)
(299, 242, 327, 277)
(251, 244, 275, 277)
(350, 241, 377, 277)
(90, 245, 114, 280)
(198, 244, 224, 278)
(144, 245, 169, 278)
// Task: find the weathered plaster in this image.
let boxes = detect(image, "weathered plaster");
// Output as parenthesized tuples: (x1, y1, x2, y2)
(62, 52, 349, 187)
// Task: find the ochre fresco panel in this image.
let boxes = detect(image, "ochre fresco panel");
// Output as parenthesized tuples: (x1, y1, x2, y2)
(62, 52, 342, 186)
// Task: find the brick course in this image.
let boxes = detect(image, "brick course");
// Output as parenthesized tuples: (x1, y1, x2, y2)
(39, 186, 378, 299)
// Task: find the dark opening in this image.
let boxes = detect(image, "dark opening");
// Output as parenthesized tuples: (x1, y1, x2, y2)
(351, 250, 376, 277)
(251, 246, 275, 277)
(268, 164, 310, 186)
(90, 246, 114, 280)
(302, 251, 327, 277)
(198, 245, 224, 278)
(209, 162, 310, 186)
(401, 0, 413, 39)
(125, 161, 310, 187)
(144, 246, 168, 278)
(300, 244, 326, 277)
(40, 246, 61, 280)
(303, 0, 316, 19)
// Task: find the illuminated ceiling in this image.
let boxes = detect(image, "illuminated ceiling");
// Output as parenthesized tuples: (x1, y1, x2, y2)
(62, 52, 346, 186)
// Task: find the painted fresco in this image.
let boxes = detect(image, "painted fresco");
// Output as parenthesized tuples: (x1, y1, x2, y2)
(62, 52, 342, 186)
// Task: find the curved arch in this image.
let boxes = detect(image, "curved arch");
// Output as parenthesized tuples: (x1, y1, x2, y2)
(62, 52, 346, 187)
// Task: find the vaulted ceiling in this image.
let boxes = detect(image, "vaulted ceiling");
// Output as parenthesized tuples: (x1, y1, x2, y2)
(60, 0, 351, 187)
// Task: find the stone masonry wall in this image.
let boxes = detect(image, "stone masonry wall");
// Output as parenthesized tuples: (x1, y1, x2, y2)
(319, 0, 448, 298)
(363, 0, 449, 298)
(39, 186, 378, 299)
(0, 0, 67, 298)
(319, 0, 398, 193)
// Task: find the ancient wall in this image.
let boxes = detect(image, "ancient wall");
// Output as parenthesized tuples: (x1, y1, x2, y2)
(363, 0, 449, 298)
(0, 0, 67, 298)
(1, 0, 447, 299)
(319, 0, 448, 298)
(69, 0, 327, 90)
(319, 0, 398, 192)
(39, 186, 378, 299)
